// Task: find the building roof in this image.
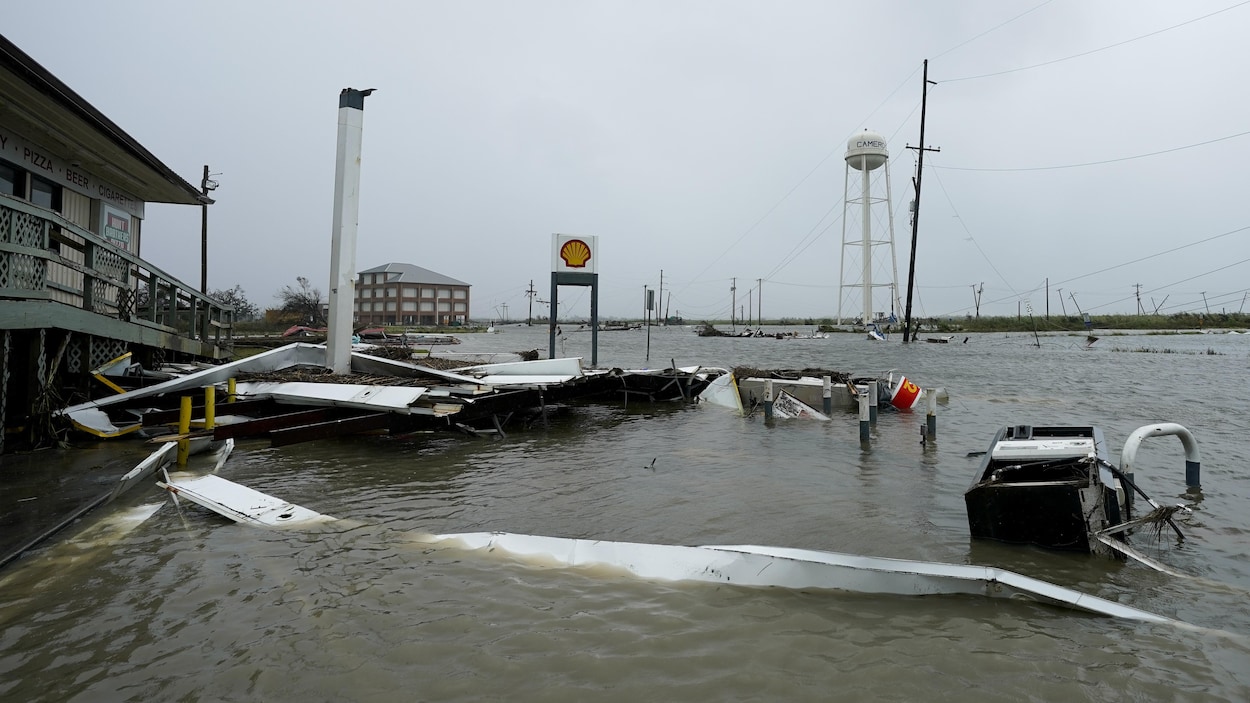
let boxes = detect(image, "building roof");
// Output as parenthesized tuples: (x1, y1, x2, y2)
(360, 262, 470, 287)
(0, 33, 208, 206)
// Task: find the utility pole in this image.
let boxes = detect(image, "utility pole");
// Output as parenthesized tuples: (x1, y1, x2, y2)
(971, 282, 983, 318)
(1069, 292, 1084, 317)
(1057, 287, 1068, 318)
(1045, 277, 1049, 319)
(731, 278, 737, 331)
(902, 59, 940, 343)
(658, 269, 664, 325)
(1134, 283, 1144, 315)
(525, 280, 536, 325)
(1201, 292, 1210, 315)
(747, 289, 753, 326)
(757, 278, 763, 325)
(199, 165, 219, 293)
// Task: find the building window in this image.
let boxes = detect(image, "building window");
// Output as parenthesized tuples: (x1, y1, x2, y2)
(454, 302, 466, 312)
(402, 287, 417, 297)
(402, 301, 416, 311)
(453, 289, 467, 299)
(385, 287, 396, 297)
(438, 301, 451, 312)
(372, 301, 384, 312)
(386, 301, 397, 311)
(30, 175, 61, 212)
(437, 288, 451, 298)
(421, 288, 435, 298)
(0, 162, 22, 197)
(420, 301, 434, 312)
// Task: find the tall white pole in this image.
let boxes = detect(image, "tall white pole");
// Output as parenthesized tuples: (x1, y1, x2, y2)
(326, 88, 374, 374)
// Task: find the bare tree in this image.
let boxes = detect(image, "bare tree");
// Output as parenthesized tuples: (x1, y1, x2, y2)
(277, 276, 325, 326)
(209, 284, 260, 321)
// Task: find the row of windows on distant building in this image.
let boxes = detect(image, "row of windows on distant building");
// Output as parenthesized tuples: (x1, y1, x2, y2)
(356, 300, 467, 313)
(358, 287, 467, 299)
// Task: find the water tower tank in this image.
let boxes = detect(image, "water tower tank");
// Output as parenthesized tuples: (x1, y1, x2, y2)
(846, 130, 888, 171)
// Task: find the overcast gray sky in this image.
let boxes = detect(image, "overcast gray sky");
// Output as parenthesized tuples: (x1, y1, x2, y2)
(6, 1, 1249, 322)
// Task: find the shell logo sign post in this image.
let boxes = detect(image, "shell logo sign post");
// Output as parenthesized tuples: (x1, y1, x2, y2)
(552, 234, 599, 274)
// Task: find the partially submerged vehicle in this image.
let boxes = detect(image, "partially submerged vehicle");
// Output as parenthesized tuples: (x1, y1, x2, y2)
(965, 422, 1200, 568)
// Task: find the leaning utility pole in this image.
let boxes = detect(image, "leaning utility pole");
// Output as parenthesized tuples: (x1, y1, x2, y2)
(902, 59, 939, 343)
(1069, 292, 1084, 317)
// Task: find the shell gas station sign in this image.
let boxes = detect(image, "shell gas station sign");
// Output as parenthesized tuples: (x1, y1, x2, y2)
(552, 234, 598, 274)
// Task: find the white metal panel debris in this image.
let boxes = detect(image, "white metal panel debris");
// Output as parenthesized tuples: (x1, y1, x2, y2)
(152, 475, 1195, 625)
(424, 531, 1176, 623)
(156, 474, 334, 527)
(700, 373, 744, 414)
(232, 381, 427, 412)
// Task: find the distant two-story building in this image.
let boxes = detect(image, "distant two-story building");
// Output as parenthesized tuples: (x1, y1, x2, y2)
(355, 263, 470, 326)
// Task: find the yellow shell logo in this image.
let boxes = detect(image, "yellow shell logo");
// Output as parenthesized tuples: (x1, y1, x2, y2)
(559, 239, 592, 268)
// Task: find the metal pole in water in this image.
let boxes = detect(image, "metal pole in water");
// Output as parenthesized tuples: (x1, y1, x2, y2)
(868, 380, 878, 424)
(177, 396, 192, 466)
(926, 388, 937, 439)
(204, 386, 216, 431)
(859, 393, 870, 443)
(764, 379, 774, 420)
(822, 376, 833, 415)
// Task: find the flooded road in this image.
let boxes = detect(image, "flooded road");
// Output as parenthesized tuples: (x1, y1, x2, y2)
(2, 326, 1248, 701)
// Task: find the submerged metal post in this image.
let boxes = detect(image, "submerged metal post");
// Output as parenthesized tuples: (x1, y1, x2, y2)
(858, 393, 870, 442)
(926, 389, 937, 439)
(177, 396, 192, 466)
(868, 380, 878, 424)
(204, 386, 216, 431)
(822, 376, 832, 415)
(326, 87, 375, 375)
(764, 379, 774, 419)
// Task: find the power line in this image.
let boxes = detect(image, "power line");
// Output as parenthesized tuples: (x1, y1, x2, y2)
(933, 129, 1250, 173)
(941, 1, 1250, 83)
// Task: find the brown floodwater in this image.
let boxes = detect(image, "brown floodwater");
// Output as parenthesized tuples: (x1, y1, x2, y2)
(1, 326, 1248, 701)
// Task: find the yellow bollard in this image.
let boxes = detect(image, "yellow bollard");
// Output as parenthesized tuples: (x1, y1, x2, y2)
(227, 377, 236, 403)
(177, 395, 192, 466)
(204, 386, 216, 431)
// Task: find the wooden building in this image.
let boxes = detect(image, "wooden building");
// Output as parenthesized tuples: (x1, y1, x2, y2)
(0, 33, 232, 450)
(355, 263, 471, 327)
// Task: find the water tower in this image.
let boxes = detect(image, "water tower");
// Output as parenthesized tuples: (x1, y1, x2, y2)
(837, 129, 901, 331)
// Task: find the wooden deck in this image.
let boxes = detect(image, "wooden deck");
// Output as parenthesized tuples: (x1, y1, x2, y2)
(1, 195, 233, 451)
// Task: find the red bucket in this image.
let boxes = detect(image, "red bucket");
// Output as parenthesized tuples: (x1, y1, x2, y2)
(889, 375, 921, 410)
